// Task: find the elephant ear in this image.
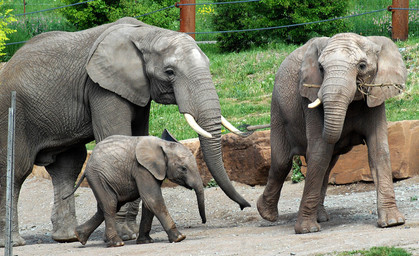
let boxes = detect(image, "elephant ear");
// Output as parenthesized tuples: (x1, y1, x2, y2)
(86, 24, 150, 107)
(299, 37, 330, 102)
(135, 137, 166, 181)
(365, 36, 407, 107)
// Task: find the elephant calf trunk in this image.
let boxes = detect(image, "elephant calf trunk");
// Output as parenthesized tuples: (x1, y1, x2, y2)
(195, 187, 206, 224)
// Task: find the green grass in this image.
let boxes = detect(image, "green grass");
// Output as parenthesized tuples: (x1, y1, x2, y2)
(386, 38, 419, 121)
(321, 246, 412, 256)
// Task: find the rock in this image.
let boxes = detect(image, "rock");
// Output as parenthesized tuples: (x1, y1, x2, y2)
(182, 130, 271, 186)
(301, 120, 419, 184)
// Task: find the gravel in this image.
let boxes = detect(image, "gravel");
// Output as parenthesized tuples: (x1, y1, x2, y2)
(10, 175, 419, 256)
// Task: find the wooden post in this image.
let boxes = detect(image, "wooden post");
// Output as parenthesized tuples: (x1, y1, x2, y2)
(23, 0, 26, 15)
(389, 0, 409, 41)
(177, 0, 196, 40)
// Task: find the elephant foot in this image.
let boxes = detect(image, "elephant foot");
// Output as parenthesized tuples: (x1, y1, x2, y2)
(75, 226, 91, 245)
(115, 221, 137, 241)
(0, 232, 26, 247)
(52, 227, 78, 243)
(169, 233, 186, 243)
(257, 195, 279, 222)
(317, 205, 330, 223)
(377, 207, 405, 228)
(107, 236, 125, 247)
(295, 217, 321, 234)
(136, 234, 154, 244)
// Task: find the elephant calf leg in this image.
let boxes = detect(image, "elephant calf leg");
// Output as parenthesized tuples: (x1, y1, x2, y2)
(137, 203, 154, 244)
(75, 210, 104, 245)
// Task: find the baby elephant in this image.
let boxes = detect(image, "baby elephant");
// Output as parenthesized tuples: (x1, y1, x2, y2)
(63, 135, 206, 247)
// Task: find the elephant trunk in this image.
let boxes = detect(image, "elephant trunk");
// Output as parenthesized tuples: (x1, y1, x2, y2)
(322, 99, 349, 144)
(194, 185, 206, 224)
(177, 68, 251, 210)
(321, 70, 355, 144)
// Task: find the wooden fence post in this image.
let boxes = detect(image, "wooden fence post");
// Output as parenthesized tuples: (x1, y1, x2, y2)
(177, 0, 196, 40)
(389, 0, 409, 41)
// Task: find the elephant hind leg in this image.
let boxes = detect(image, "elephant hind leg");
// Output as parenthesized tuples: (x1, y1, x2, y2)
(75, 206, 104, 245)
(257, 125, 293, 222)
(45, 144, 87, 242)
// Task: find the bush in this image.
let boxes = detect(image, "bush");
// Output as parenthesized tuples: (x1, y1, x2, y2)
(0, 1, 17, 57)
(60, 0, 179, 30)
(213, 0, 351, 52)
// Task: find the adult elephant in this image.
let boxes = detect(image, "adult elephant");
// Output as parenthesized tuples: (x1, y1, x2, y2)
(0, 17, 250, 247)
(257, 33, 406, 233)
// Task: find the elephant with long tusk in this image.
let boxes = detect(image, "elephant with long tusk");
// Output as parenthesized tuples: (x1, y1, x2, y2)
(0, 17, 250, 247)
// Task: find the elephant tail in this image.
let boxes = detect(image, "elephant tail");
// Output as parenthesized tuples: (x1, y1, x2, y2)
(62, 172, 86, 200)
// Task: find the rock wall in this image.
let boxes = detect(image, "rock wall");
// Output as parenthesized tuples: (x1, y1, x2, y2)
(31, 120, 419, 186)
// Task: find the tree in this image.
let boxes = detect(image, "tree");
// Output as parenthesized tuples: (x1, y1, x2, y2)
(213, 0, 351, 52)
(0, 1, 16, 56)
(60, 0, 179, 31)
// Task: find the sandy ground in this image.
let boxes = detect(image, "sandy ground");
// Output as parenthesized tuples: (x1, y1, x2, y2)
(6, 175, 419, 256)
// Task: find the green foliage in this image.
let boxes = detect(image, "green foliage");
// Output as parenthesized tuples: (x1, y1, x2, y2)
(0, 0, 17, 56)
(60, 0, 179, 30)
(291, 156, 304, 183)
(213, 0, 350, 52)
(206, 178, 219, 188)
(411, 195, 418, 202)
(327, 246, 412, 256)
(2, 1, 75, 61)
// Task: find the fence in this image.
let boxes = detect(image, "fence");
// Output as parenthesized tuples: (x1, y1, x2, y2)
(4, 92, 16, 256)
(1, 0, 419, 57)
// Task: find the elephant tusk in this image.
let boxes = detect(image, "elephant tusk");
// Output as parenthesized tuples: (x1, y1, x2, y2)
(308, 98, 322, 109)
(184, 113, 213, 138)
(221, 116, 246, 137)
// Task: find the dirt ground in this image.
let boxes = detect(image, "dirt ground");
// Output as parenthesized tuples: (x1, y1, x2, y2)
(7, 175, 419, 256)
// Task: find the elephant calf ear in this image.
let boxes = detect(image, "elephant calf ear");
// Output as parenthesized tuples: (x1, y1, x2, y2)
(136, 137, 166, 181)
(366, 36, 407, 107)
(299, 37, 329, 102)
(86, 24, 150, 107)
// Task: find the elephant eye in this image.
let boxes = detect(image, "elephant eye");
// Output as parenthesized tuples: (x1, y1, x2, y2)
(165, 69, 175, 76)
(358, 62, 367, 71)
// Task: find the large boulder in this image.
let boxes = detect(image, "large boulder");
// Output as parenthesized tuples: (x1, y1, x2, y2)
(301, 120, 419, 184)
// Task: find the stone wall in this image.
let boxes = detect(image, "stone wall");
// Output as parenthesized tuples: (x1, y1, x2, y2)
(31, 120, 419, 186)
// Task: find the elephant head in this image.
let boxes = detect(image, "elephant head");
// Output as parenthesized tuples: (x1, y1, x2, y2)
(299, 33, 406, 144)
(85, 18, 250, 209)
(135, 137, 206, 223)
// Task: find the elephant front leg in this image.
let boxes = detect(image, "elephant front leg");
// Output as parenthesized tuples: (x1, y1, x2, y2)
(138, 180, 185, 243)
(137, 202, 155, 244)
(365, 115, 404, 227)
(45, 145, 87, 242)
(295, 142, 334, 234)
(317, 155, 339, 223)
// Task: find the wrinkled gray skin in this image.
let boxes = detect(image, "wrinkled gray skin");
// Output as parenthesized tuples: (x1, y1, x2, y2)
(63, 135, 206, 247)
(257, 33, 406, 233)
(0, 17, 249, 247)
